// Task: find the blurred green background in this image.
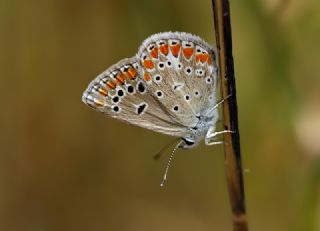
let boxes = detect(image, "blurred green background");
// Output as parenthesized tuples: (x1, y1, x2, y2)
(1, 0, 320, 230)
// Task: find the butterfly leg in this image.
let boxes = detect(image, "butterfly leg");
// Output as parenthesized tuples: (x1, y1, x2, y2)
(205, 126, 235, 146)
(206, 141, 225, 145)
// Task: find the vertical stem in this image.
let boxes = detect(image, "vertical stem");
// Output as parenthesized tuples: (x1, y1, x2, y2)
(211, 0, 248, 230)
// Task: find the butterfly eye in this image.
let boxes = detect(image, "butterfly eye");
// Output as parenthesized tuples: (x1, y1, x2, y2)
(180, 137, 196, 149)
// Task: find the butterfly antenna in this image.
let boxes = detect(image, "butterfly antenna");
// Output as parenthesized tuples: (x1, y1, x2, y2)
(153, 138, 180, 160)
(214, 94, 232, 110)
(160, 140, 182, 187)
(207, 94, 232, 116)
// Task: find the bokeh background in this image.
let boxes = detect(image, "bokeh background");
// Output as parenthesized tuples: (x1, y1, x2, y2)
(1, 0, 320, 230)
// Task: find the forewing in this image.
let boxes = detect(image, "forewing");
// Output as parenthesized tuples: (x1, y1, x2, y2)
(82, 57, 188, 137)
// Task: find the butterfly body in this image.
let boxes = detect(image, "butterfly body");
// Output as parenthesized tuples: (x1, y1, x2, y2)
(82, 32, 223, 148)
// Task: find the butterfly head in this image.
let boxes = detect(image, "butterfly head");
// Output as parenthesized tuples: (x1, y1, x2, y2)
(179, 137, 199, 149)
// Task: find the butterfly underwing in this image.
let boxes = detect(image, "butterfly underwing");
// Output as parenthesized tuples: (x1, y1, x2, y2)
(82, 32, 228, 149)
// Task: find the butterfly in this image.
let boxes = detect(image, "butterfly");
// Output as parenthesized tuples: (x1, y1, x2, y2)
(82, 32, 232, 150)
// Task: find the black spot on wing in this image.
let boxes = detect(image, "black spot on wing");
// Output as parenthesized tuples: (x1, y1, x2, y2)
(137, 82, 146, 93)
(137, 103, 147, 115)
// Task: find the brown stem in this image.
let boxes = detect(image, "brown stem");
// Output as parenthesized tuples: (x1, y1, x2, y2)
(211, 0, 248, 230)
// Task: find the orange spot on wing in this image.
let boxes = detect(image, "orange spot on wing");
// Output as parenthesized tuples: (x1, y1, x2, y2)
(127, 67, 138, 79)
(195, 54, 209, 63)
(182, 47, 194, 59)
(170, 44, 181, 57)
(143, 72, 151, 82)
(107, 80, 116, 89)
(143, 60, 155, 69)
(115, 73, 125, 84)
(159, 44, 169, 56)
(195, 55, 200, 63)
(94, 98, 105, 107)
(98, 87, 108, 96)
(149, 48, 158, 59)
(207, 56, 212, 65)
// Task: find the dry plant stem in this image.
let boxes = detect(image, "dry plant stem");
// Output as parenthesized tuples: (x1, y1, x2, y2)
(211, 0, 248, 231)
